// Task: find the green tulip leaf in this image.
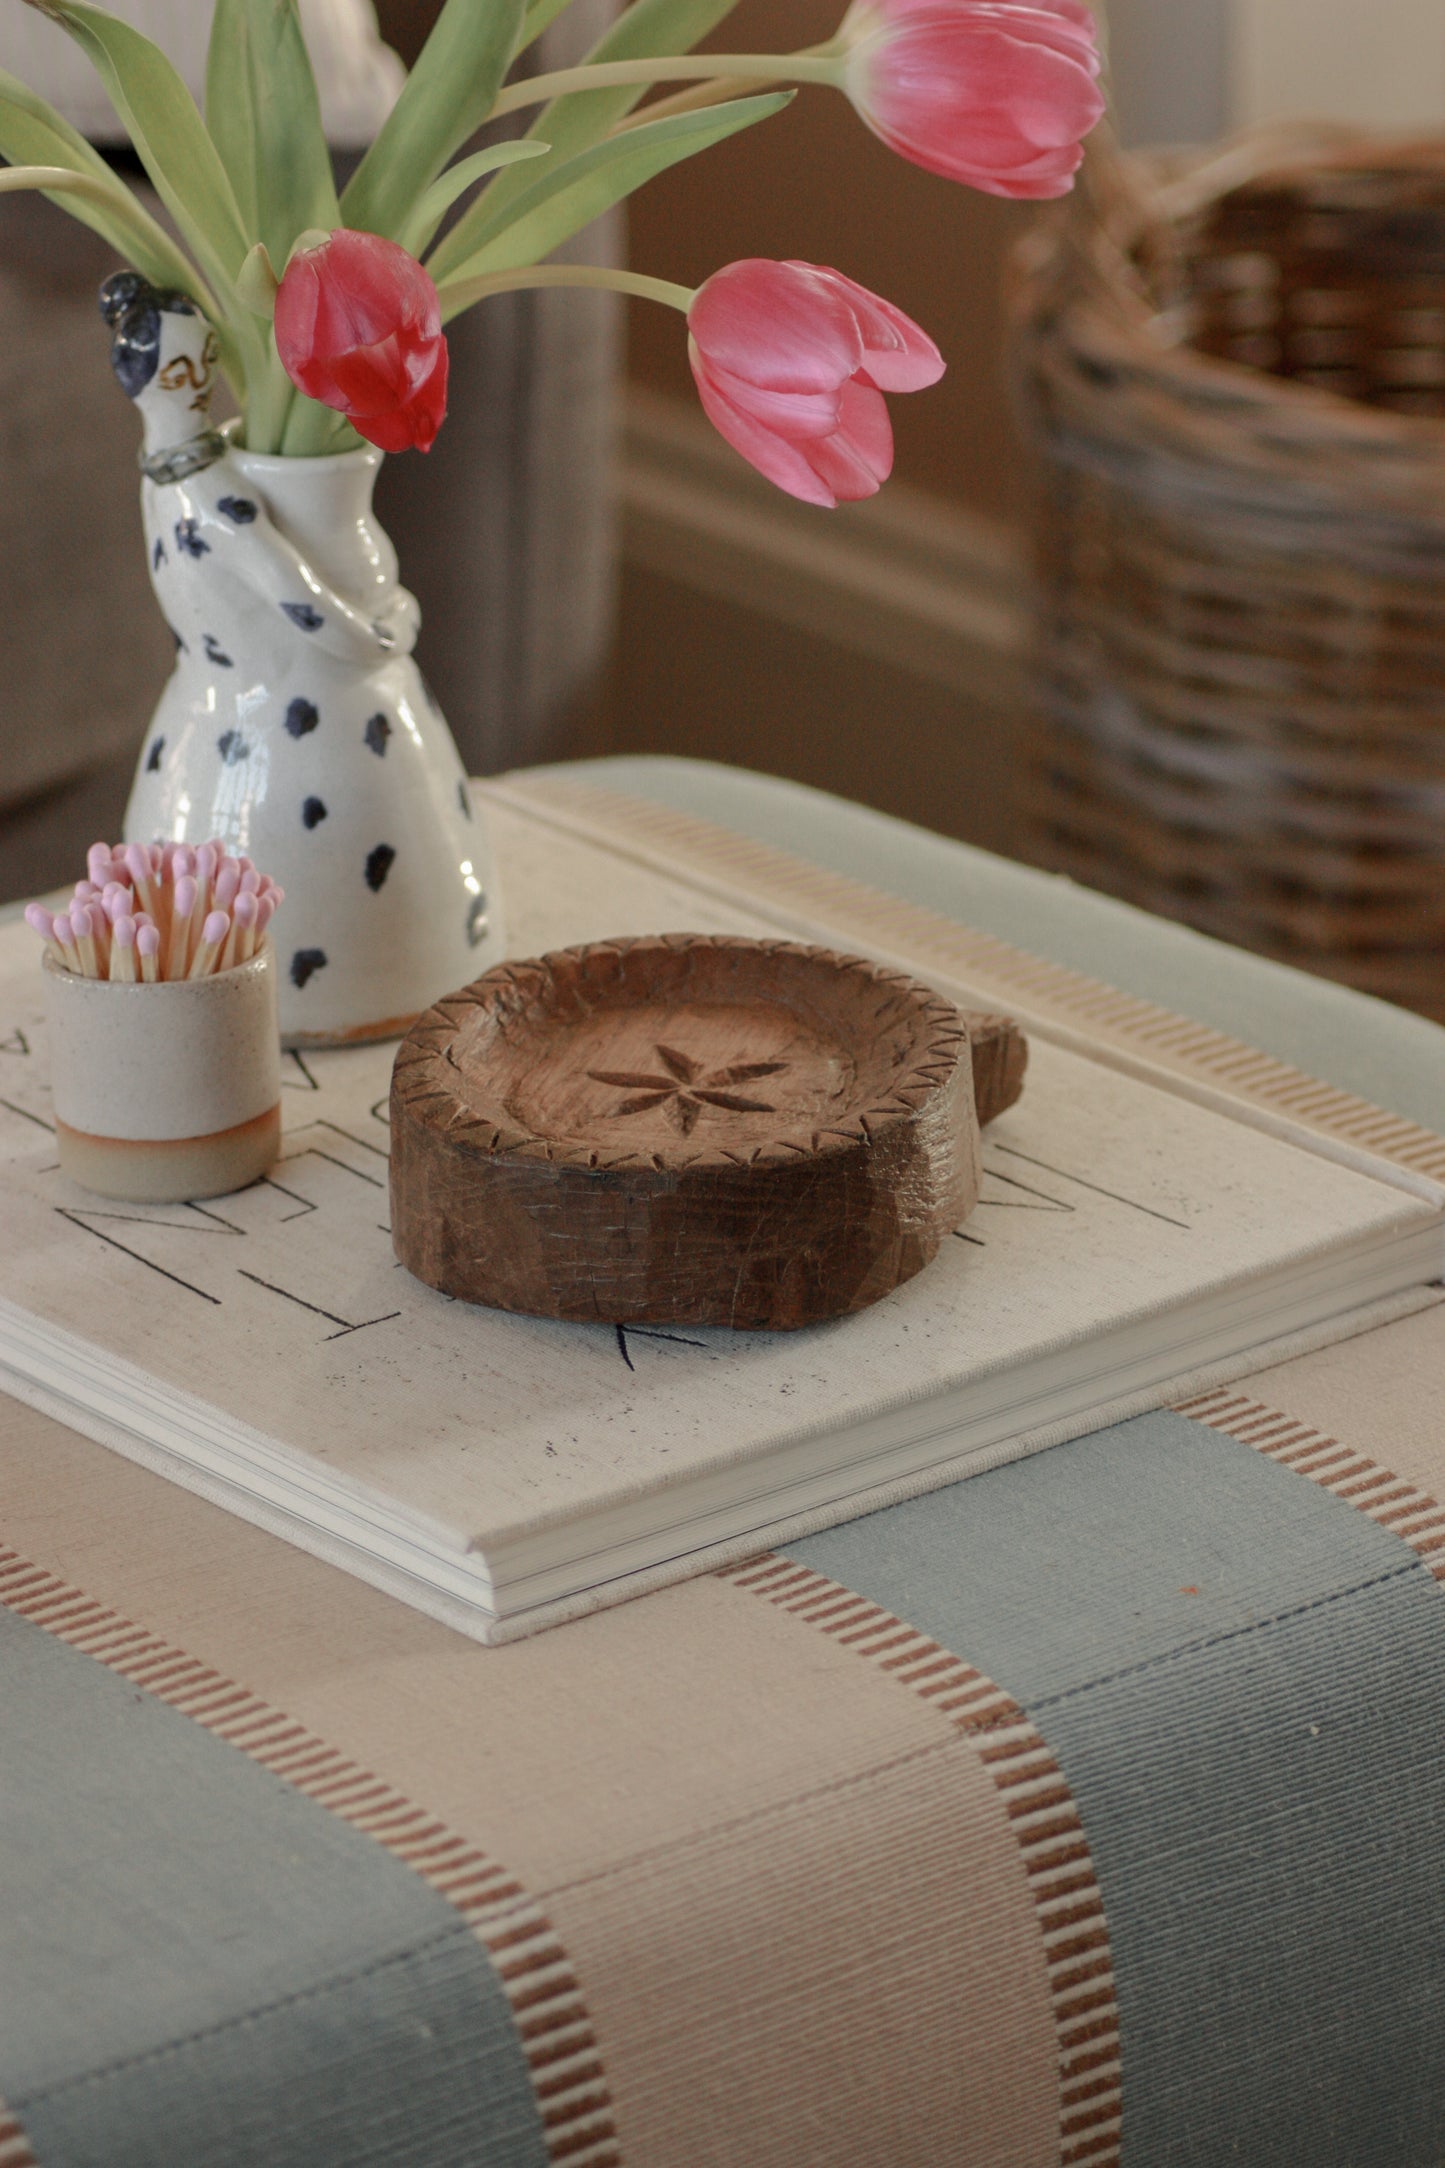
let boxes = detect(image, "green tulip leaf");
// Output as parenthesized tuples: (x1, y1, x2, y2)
(435, 91, 790, 305)
(0, 71, 213, 303)
(205, 0, 340, 269)
(340, 0, 528, 242)
(400, 139, 551, 259)
(19, 1, 251, 306)
(438, 0, 743, 269)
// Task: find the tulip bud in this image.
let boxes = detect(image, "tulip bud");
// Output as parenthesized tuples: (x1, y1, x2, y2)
(274, 228, 449, 454)
(838, 0, 1105, 201)
(687, 259, 943, 508)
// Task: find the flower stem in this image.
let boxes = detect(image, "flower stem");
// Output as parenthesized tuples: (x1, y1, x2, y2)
(438, 262, 695, 325)
(488, 51, 842, 119)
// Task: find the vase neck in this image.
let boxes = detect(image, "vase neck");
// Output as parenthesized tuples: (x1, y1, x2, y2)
(228, 444, 396, 599)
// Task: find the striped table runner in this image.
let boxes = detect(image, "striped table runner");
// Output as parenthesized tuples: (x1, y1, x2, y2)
(3, 1293, 1444, 2165)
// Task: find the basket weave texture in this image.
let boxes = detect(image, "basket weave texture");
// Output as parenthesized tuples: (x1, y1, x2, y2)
(1015, 129, 1445, 1020)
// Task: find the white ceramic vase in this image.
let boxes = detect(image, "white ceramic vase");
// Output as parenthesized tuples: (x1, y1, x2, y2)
(105, 278, 503, 1046)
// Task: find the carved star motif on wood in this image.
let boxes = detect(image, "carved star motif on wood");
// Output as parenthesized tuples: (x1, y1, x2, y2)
(587, 1042, 788, 1136)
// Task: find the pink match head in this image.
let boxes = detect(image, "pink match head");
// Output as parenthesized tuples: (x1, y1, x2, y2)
(123, 844, 152, 887)
(174, 874, 198, 919)
(232, 890, 259, 929)
(53, 915, 74, 947)
(69, 904, 94, 940)
(73, 881, 100, 903)
(103, 885, 133, 923)
(114, 914, 137, 950)
(214, 865, 240, 911)
(87, 841, 113, 880)
(197, 843, 219, 884)
(137, 925, 161, 960)
(238, 867, 260, 896)
(202, 910, 230, 947)
(172, 846, 196, 881)
(24, 903, 55, 941)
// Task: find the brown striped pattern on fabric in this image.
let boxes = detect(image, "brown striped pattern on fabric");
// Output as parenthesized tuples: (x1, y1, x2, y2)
(0, 2106, 38, 2168)
(718, 1553, 1122, 2168)
(501, 778, 1445, 1186)
(0, 1546, 619, 2168)
(1174, 1389, 1445, 1582)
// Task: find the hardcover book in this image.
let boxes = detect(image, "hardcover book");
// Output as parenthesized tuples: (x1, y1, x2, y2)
(1, 778, 1441, 1640)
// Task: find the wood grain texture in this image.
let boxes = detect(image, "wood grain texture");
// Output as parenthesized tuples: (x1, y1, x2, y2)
(390, 936, 1005, 1330)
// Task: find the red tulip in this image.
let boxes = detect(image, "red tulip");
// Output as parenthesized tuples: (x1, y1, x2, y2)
(839, 0, 1105, 200)
(687, 259, 943, 508)
(274, 229, 449, 454)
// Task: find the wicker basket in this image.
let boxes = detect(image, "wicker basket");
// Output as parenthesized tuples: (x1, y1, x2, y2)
(1014, 128, 1445, 1020)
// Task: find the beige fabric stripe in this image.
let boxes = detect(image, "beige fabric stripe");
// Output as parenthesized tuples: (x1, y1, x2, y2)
(496, 776, 1445, 1184)
(0, 1397, 1061, 2168)
(1174, 1387, 1445, 1586)
(0, 2105, 39, 2168)
(0, 1541, 620, 2168)
(720, 1552, 1123, 2168)
(1210, 1302, 1445, 1512)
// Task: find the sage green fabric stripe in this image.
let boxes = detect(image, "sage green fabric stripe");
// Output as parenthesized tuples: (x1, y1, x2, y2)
(558, 755, 1445, 1132)
(0, 1603, 548, 2168)
(789, 1409, 1445, 2166)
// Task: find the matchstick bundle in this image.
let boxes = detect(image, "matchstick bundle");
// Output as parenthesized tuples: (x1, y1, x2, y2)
(25, 842, 283, 983)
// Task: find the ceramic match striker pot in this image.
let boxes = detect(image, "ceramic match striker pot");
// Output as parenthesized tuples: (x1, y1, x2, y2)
(44, 946, 282, 1203)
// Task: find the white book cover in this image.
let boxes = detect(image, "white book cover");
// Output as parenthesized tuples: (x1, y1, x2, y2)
(1, 783, 1441, 1639)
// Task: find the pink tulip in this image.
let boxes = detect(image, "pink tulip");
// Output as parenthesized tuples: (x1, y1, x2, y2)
(275, 229, 449, 454)
(839, 0, 1105, 200)
(687, 259, 944, 508)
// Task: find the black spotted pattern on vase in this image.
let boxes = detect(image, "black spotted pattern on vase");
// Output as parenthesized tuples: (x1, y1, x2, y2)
(290, 948, 327, 990)
(130, 434, 497, 1039)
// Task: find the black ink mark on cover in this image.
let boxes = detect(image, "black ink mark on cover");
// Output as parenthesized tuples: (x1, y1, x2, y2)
(991, 1144, 1192, 1230)
(615, 1324, 635, 1371)
(977, 1165, 1076, 1213)
(237, 1268, 400, 1340)
(953, 1229, 987, 1249)
(259, 1174, 316, 1221)
(304, 1117, 389, 1162)
(57, 1209, 220, 1303)
(628, 1326, 709, 1350)
(185, 1201, 248, 1234)
(1, 1098, 52, 1133)
(282, 1050, 321, 1093)
(0, 1029, 31, 1057)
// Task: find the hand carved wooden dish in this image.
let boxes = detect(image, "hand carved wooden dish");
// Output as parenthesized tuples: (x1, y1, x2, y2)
(390, 935, 1026, 1331)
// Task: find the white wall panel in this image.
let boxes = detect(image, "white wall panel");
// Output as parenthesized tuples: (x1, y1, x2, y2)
(1231, 0, 1445, 132)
